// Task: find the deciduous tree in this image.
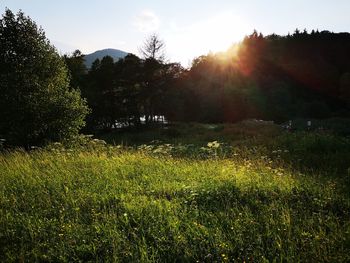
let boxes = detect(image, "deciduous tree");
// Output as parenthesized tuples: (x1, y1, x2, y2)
(0, 9, 89, 147)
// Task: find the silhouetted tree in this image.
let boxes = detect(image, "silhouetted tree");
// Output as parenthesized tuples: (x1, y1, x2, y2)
(139, 34, 165, 61)
(64, 50, 87, 90)
(71, 29, 350, 131)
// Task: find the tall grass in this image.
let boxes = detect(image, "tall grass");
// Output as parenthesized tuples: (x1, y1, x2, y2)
(1, 136, 350, 262)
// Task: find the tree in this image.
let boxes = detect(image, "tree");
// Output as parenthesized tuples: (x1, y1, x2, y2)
(88, 56, 116, 129)
(114, 54, 144, 126)
(63, 49, 87, 90)
(0, 9, 89, 147)
(139, 34, 165, 61)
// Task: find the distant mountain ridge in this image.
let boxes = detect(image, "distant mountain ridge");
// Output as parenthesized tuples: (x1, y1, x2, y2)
(84, 48, 129, 68)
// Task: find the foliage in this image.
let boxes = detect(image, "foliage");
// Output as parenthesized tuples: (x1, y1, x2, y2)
(1, 128, 350, 262)
(63, 50, 87, 90)
(166, 30, 350, 123)
(0, 9, 89, 147)
(97, 119, 350, 176)
(81, 52, 183, 130)
(61, 30, 350, 131)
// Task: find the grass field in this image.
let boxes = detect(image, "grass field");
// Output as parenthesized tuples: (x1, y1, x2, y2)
(1, 121, 350, 262)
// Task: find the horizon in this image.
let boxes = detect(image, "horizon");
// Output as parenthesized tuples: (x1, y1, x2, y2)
(1, 0, 350, 66)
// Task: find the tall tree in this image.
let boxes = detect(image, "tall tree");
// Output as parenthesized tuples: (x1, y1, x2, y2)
(64, 49, 87, 90)
(0, 9, 89, 147)
(138, 34, 168, 123)
(139, 34, 166, 61)
(84, 56, 116, 129)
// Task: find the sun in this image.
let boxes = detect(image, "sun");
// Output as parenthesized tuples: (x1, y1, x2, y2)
(203, 12, 251, 53)
(165, 12, 251, 66)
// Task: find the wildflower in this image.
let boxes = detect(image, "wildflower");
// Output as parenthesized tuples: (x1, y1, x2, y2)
(207, 141, 220, 148)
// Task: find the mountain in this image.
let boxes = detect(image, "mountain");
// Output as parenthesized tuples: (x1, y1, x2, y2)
(84, 48, 129, 68)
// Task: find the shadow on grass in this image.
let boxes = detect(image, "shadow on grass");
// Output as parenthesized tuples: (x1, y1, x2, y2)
(137, 181, 350, 262)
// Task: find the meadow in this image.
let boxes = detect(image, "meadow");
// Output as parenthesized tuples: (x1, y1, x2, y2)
(1, 120, 350, 262)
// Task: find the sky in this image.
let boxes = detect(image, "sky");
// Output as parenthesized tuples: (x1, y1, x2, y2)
(1, 0, 350, 67)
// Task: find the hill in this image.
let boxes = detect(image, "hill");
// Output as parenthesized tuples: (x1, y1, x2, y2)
(84, 48, 128, 68)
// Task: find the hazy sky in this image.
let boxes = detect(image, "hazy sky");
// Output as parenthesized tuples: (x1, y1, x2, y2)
(1, 0, 350, 66)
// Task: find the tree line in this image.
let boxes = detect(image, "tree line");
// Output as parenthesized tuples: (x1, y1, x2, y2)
(65, 39, 184, 130)
(66, 30, 350, 131)
(168, 30, 350, 123)
(1, 9, 350, 147)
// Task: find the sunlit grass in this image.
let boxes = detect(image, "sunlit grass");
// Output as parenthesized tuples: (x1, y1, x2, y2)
(1, 139, 349, 262)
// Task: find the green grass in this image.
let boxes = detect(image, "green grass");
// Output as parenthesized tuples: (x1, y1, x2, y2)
(1, 122, 350, 262)
(98, 121, 281, 146)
